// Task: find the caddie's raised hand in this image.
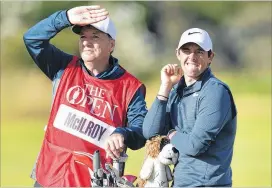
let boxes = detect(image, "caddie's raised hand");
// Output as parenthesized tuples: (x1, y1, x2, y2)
(67, 5, 109, 26)
(104, 133, 125, 160)
(161, 64, 183, 87)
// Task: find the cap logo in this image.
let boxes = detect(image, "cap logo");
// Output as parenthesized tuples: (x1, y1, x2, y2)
(188, 31, 201, 35)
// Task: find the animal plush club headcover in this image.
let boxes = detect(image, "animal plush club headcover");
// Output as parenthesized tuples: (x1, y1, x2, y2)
(136, 135, 179, 187)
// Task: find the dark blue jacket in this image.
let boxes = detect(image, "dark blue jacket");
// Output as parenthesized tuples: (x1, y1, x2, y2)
(143, 68, 237, 186)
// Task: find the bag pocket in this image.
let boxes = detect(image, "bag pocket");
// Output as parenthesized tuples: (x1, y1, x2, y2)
(36, 139, 91, 187)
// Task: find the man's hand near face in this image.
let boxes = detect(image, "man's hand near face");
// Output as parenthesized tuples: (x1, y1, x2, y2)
(157, 64, 183, 100)
(67, 5, 109, 26)
(104, 133, 125, 160)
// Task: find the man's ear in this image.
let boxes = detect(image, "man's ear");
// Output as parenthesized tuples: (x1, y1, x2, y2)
(110, 40, 115, 53)
(176, 48, 181, 61)
(209, 51, 215, 65)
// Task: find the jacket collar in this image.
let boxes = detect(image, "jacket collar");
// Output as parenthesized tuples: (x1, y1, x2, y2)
(80, 55, 120, 79)
(176, 67, 213, 96)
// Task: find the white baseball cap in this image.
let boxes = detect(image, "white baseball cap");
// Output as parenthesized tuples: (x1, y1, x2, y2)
(177, 28, 212, 51)
(72, 17, 116, 40)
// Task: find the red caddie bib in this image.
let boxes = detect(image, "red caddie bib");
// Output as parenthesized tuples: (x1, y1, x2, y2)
(36, 56, 143, 187)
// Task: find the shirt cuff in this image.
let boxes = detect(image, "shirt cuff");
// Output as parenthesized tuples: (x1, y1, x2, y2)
(112, 127, 128, 141)
(54, 10, 73, 30)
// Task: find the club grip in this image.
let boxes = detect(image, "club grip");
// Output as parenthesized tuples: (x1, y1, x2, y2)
(93, 150, 100, 174)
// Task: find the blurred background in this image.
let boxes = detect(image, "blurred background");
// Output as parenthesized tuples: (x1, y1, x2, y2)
(1, 1, 271, 186)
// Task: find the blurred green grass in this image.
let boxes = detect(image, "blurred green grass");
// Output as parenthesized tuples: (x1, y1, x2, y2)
(1, 70, 271, 186)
